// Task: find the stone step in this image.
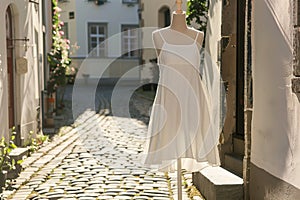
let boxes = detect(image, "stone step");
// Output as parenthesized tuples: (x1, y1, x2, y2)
(233, 135, 245, 156)
(192, 166, 243, 200)
(224, 153, 244, 177)
(9, 147, 29, 161)
(8, 148, 29, 179)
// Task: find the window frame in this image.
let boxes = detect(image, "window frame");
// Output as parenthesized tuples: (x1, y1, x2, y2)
(121, 24, 139, 59)
(61, 22, 69, 39)
(122, 0, 138, 4)
(87, 22, 107, 57)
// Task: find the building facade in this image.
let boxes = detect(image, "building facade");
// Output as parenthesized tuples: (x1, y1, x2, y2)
(0, 0, 45, 145)
(139, 0, 187, 84)
(186, 0, 300, 199)
(58, 0, 140, 84)
(250, 0, 300, 199)
(211, 0, 300, 199)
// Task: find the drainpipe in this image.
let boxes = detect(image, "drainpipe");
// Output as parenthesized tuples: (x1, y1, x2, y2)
(41, 0, 51, 130)
(243, 0, 252, 199)
(138, 0, 143, 82)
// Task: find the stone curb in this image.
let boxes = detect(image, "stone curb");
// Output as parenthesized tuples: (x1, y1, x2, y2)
(4, 111, 100, 199)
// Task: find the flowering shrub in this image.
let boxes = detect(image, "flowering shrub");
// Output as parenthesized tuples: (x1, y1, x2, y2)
(47, 0, 71, 95)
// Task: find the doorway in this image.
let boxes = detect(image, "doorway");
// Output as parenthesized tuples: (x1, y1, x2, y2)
(6, 6, 15, 129)
(158, 6, 171, 28)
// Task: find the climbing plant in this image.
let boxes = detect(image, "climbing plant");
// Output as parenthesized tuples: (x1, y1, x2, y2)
(47, 0, 71, 96)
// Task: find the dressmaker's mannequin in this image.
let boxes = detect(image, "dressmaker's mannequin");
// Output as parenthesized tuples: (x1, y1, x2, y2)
(145, 3, 221, 200)
(151, 3, 205, 200)
(153, 11, 204, 56)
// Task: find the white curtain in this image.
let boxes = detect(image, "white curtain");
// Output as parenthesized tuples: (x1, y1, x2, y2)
(200, 0, 224, 165)
(205, 0, 222, 64)
(252, 0, 300, 189)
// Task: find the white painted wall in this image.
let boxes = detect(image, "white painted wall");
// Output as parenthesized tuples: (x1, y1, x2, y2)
(58, 0, 77, 56)
(252, 0, 300, 190)
(58, 0, 140, 80)
(59, 0, 139, 58)
(0, 0, 44, 142)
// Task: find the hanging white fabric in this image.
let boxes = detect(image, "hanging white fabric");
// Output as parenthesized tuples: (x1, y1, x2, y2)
(142, 0, 225, 172)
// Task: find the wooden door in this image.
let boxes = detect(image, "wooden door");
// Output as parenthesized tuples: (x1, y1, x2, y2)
(6, 7, 15, 128)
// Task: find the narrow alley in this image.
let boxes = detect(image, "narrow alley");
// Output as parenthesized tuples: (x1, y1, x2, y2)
(3, 86, 202, 200)
(1, 0, 299, 199)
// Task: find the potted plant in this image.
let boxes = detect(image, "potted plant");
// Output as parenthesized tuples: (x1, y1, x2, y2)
(0, 128, 18, 193)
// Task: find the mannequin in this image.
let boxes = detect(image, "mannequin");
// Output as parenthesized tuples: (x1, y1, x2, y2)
(153, 4, 204, 57)
(150, 2, 205, 200)
(144, 2, 222, 200)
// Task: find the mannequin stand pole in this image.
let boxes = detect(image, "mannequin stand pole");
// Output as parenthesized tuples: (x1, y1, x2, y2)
(177, 158, 182, 200)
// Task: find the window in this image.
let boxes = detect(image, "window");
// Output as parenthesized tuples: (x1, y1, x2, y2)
(61, 22, 69, 39)
(122, 25, 139, 58)
(158, 6, 171, 28)
(122, 0, 138, 4)
(88, 23, 107, 57)
(69, 11, 75, 19)
(88, 0, 107, 6)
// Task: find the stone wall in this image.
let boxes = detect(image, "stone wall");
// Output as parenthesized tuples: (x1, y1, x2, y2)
(293, 1, 300, 101)
(250, 163, 300, 200)
(219, 0, 237, 166)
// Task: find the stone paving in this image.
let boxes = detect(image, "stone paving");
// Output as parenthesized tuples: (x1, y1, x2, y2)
(2, 86, 204, 200)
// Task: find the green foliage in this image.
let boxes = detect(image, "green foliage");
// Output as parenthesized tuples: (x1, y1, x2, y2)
(28, 131, 49, 154)
(186, 0, 209, 32)
(0, 127, 18, 172)
(47, 0, 72, 95)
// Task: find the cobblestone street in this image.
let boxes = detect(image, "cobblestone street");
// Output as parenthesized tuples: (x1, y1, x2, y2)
(2, 85, 203, 200)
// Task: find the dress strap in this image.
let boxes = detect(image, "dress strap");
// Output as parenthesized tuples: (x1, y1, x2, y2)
(158, 31, 166, 43)
(194, 32, 200, 43)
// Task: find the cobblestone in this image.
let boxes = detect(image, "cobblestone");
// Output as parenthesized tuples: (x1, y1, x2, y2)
(2, 86, 204, 200)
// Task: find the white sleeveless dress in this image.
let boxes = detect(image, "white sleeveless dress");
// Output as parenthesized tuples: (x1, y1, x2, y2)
(143, 30, 220, 172)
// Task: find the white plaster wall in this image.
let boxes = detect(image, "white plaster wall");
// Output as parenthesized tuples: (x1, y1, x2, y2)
(58, 0, 77, 57)
(0, 4, 9, 138)
(252, 0, 300, 190)
(74, 0, 139, 58)
(0, 0, 44, 142)
(204, 0, 221, 67)
(58, 0, 140, 80)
